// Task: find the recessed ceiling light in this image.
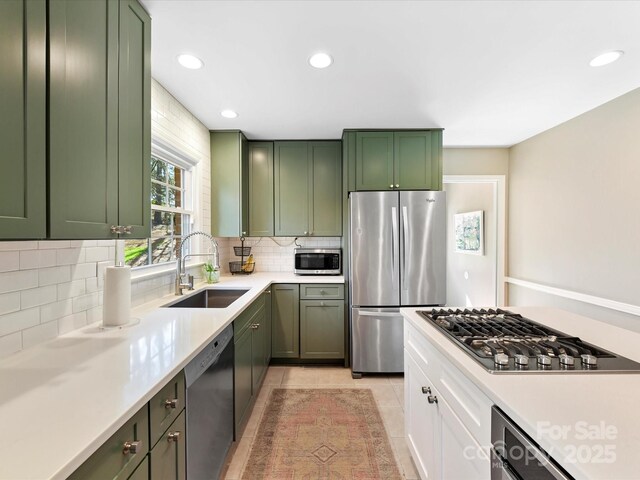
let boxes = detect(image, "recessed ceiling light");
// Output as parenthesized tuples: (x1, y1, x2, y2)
(220, 109, 238, 119)
(589, 50, 624, 67)
(177, 54, 204, 70)
(309, 52, 333, 69)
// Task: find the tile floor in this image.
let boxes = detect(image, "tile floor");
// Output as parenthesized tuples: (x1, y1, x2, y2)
(223, 366, 419, 479)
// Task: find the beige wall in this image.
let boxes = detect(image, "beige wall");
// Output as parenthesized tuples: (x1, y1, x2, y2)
(443, 148, 509, 176)
(507, 87, 640, 331)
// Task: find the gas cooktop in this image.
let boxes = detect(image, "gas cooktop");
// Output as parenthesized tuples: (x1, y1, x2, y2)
(419, 308, 640, 373)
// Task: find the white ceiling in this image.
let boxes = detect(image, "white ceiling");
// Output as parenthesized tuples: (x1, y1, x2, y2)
(141, 0, 640, 146)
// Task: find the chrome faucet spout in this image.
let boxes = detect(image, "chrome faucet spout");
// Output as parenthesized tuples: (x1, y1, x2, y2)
(175, 231, 220, 295)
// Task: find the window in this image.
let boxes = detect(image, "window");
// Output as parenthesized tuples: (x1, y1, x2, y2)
(125, 156, 193, 267)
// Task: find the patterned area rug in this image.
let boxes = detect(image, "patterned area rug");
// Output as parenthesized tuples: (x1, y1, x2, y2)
(242, 388, 402, 480)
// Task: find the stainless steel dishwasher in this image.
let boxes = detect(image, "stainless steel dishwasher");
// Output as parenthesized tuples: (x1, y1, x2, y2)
(184, 324, 234, 480)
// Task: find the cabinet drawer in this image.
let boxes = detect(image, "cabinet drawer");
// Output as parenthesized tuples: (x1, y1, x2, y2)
(234, 294, 265, 339)
(404, 321, 492, 446)
(68, 405, 149, 480)
(299, 283, 344, 300)
(150, 409, 186, 480)
(150, 371, 185, 447)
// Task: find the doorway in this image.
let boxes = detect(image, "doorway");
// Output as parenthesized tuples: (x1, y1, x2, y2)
(443, 175, 505, 307)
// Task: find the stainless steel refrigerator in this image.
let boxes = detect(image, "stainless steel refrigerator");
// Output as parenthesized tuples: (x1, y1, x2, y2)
(349, 191, 446, 375)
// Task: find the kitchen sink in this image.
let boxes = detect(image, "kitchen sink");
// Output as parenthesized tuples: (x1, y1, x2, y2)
(164, 289, 249, 309)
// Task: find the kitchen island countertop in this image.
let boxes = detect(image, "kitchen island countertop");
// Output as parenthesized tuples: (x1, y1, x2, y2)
(402, 306, 640, 480)
(0, 272, 344, 480)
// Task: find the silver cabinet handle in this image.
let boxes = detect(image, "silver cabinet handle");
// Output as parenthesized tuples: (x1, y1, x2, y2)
(110, 225, 120, 234)
(251, 323, 259, 329)
(421, 386, 431, 395)
(168, 431, 181, 442)
(123, 226, 132, 235)
(320, 301, 325, 307)
(389, 184, 394, 189)
(303, 231, 308, 235)
(164, 398, 178, 409)
(427, 395, 438, 404)
(242, 231, 247, 235)
(395, 184, 400, 188)
(123, 440, 142, 455)
(110, 225, 133, 235)
(265, 290, 271, 294)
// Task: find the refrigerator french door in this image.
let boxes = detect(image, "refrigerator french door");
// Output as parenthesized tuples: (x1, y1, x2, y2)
(350, 191, 446, 375)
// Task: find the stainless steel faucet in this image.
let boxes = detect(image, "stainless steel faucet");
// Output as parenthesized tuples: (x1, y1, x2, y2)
(175, 231, 220, 295)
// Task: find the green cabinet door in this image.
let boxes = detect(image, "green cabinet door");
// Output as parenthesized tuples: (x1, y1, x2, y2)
(274, 142, 310, 236)
(394, 131, 442, 190)
(0, 0, 46, 239)
(263, 289, 272, 365)
(309, 142, 342, 236)
(68, 405, 149, 480)
(355, 131, 394, 191)
(211, 131, 249, 237)
(49, 0, 119, 239)
(118, 0, 151, 239)
(251, 303, 267, 393)
(234, 325, 253, 433)
(300, 300, 345, 359)
(127, 456, 148, 480)
(149, 410, 186, 480)
(248, 142, 274, 236)
(271, 284, 300, 358)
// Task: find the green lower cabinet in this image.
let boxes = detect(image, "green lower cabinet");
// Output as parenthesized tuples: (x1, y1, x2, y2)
(67, 405, 149, 480)
(149, 371, 185, 447)
(300, 300, 345, 359)
(234, 325, 253, 434)
(149, 410, 186, 480)
(251, 303, 267, 393)
(128, 456, 149, 480)
(263, 290, 272, 364)
(271, 284, 300, 358)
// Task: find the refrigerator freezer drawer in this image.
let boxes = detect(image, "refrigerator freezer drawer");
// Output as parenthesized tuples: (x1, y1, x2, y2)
(351, 308, 404, 374)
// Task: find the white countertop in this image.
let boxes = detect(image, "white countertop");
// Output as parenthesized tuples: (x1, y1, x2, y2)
(402, 306, 640, 480)
(0, 272, 344, 480)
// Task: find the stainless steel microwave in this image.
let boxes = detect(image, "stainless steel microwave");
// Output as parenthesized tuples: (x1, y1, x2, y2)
(294, 248, 341, 275)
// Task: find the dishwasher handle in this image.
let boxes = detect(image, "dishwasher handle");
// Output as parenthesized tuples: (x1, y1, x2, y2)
(184, 324, 233, 388)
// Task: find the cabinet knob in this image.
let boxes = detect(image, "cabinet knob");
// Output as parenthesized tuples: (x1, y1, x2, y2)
(389, 184, 394, 189)
(421, 386, 431, 395)
(320, 301, 325, 307)
(164, 398, 179, 409)
(265, 290, 271, 294)
(304, 231, 308, 235)
(167, 431, 181, 443)
(395, 184, 400, 188)
(251, 323, 260, 329)
(242, 231, 247, 235)
(427, 395, 438, 405)
(123, 226, 132, 235)
(122, 440, 142, 455)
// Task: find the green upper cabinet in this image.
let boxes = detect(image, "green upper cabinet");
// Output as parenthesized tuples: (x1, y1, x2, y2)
(48, 0, 151, 240)
(274, 141, 342, 237)
(0, 0, 46, 239)
(248, 142, 274, 237)
(352, 130, 442, 191)
(117, 0, 151, 239)
(211, 131, 249, 237)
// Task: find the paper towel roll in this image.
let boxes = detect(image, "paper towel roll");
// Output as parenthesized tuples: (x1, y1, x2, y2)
(103, 266, 131, 327)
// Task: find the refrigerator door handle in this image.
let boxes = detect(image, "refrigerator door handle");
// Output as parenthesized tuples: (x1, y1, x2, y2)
(357, 309, 401, 317)
(402, 205, 409, 290)
(391, 206, 398, 281)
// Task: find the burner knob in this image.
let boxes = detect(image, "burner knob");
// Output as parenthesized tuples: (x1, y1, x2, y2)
(514, 354, 529, 367)
(537, 355, 552, 367)
(559, 354, 575, 368)
(581, 354, 598, 367)
(494, 353, 509, 367)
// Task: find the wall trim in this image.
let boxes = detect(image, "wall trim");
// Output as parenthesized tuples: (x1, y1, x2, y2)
(505, 277, 640, 317)
(444, 175, 507, 306)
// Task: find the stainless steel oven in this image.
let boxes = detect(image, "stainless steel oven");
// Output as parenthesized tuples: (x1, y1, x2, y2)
(294, 248, 341, 275)
(491, 407, 573, 480)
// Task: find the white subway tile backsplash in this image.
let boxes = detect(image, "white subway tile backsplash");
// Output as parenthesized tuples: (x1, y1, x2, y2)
(22, 321, 58, 349)
(0, 252, 20, 273)
(20, 286, 58, 309)
(72, 292, 101, 313)
(85, 247, 110, 262)
(0, 308, 40, 337)
(58, 312, 87, 335)
(38, 266, 71, 286)
(0, 332, 22, 358)
(71, 263, 97, 280)
(0, 292, 21, 316)
(40, 300, 73, 323)
(57, 280, 87, 300)
(0, 241, 38, 251)
(0, 270, 39, 293)
(86, 306, 102, 325)
(20, 249, 57, 270)
(56, 248, 85, 266)
(38, 240, 71, 249)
